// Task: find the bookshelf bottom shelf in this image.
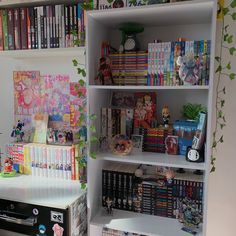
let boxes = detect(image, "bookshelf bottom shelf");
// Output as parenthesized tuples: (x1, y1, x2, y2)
(90, 208, 203, 236)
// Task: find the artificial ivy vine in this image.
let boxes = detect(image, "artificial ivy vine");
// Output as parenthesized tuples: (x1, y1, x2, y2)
(211, 0, 236, 172)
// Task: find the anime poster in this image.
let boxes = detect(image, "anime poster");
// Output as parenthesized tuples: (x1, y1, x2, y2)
(42, 75, 70, 128)
(133, 92, 157, 129)
(13, 71, 41, 115)
(70, 82, 86, 128)
(14, 115, 33, 142)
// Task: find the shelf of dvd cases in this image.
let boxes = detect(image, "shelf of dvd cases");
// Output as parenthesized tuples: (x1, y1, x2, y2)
(0, 46, 85, 58)
(91, 208, 203, 236)
(96, 152, 206, 170)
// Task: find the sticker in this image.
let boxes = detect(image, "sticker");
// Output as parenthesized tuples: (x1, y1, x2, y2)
(50, 211, 64, 224)
(33, 208, 39, 215)
(38, 224, 47, 236)
(52, 223, 64, 236)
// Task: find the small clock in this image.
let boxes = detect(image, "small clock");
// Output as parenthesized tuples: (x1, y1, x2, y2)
(124, 35, 138, 52)
(186, 146, 204, 163)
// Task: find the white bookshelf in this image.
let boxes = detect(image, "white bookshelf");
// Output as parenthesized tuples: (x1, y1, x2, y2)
(87, 0, 217, 236)
(0, 47, 85, 59)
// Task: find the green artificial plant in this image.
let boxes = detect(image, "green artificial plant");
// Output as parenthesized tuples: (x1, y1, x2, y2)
(182, 103, 207, 121)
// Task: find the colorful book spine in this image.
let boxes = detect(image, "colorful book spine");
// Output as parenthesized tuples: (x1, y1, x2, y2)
(0, 10, 4, 50)
(7, 9, 15, 50)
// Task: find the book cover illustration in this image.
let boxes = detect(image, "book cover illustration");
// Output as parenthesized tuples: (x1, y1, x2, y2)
(13, 71, 41, 115)
(111, 91, 135, 108)
(70, 82, 86, 128)
(133, 92, 157, 128)
(41, 74, 70, 128)
(32, 112, 48, 143)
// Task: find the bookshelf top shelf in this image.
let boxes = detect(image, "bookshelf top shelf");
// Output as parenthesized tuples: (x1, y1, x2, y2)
(0, 47, 85, 59)
(91, 208, 203, 236)
(0, 175, 85, 209)
(0, 0, 80, 8)
(96, 152, 206, 170)
(87, 0, 214, 28)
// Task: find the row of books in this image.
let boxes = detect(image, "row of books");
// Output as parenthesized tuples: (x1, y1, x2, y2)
(0, 3, 85, 51)
(102, 163, 203, 218)
(110, 52, 148, 86)
(5, 143, 86, 181)
(102, 228, 147, 236)
(147, 40, 211, 86)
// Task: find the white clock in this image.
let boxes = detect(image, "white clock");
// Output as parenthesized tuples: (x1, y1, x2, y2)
(187, 148, 200, 162)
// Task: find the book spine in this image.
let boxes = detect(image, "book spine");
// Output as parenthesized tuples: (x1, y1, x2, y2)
(42, 146, 47, 177)
(71, 146, 76, 180)
(46, 146, 51, 178)
(102, 169, 107, 206)
(0, 10, 4, 50)
(37, 6, 42, 49)
(34, 7, 38, 49)
(8, 9, 15, 50)
(52, 5, 56, 48)
(55, 5, 60, 48)
(112, 170, 117, 208)
(20, 8, 27, 49)
(101, 107, 107, 137)
(29, 7, 35, 49)
(77, 3, 81, 46)
(73, 4, 78, 47)
(2, 10, 8, 50)
(107, 108, 112, 142)
(65, 5, 69, 47)
(60, 5, 65, 48)
(49, 5, 53, 48)
(46, 5, 50, 48)
(69, 5, 73, 47)
(26, 8, 31, 49)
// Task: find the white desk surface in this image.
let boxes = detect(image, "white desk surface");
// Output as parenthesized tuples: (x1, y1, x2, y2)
(0, 175, 85, 209)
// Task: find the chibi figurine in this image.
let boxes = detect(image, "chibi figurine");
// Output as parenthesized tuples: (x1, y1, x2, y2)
(162, 105, 170, 127)
(106, 197, 113, 214)
(1, 158, 16, 177)
(37, 224, 47, 236)
(11, 120, 24, 142)
(96, 57, 114, 85)
(52, 223, 64, 236)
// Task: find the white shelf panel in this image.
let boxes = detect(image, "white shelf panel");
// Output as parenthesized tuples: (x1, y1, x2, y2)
(91, 208, 203, 236)
(0, 47, 85, 59)
(88, 85, 209, 90)
(97, 152, 206, 170)
(87, 0, 213, 27)
(0, 175, 84, 209)
(0, 0, 79, 7)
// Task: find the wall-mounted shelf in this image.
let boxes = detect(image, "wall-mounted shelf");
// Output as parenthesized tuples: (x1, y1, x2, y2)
(0, 47, 85, 59)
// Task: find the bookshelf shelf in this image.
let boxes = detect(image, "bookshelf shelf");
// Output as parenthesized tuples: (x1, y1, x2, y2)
(0, 47, 85, 59)
(88, 85, 210, 90)
(97, 152, 206, 170)
(91, 208, 203, 236)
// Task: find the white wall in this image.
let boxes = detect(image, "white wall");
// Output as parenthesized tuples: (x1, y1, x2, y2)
(206, 1, 236, 235)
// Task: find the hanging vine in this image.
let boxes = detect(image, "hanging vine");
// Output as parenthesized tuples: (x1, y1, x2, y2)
(211, 0, 236, 172)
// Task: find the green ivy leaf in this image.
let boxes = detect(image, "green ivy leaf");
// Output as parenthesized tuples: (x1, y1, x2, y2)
(223, 87, 226, 94)
(72, 59, 78, 67)
(231, 0, 236, 8)
(89, 114, 97, 121)
(215, 65, 222, 73)
(220, 124, 226, 129)
(79, 79, 85, 87)
(229, 73, 236, 80)
(90, 151, 97, 159)
(81, 70, 86, 78)
(224, 25, 229, 32)
(212, 141, 217, 148)
(223, 116, 226, 122)
(79, 140, 86, 147)
(218, 110, 223, 118)
(210, 166, 216, 173)
(90, 136, 98, 143)
(215, 56, 220, 62)
(229, 47, 236, 55)
(227, 35, 233, 44)
(81, 183, 87, 190)
(107, 0, 113, 3)
(223, 7, 229, 15)
(224, 33, 229, 41)
(220, 100, 225, 108)
(219, 136, 224, 143)
(90, 125, 96, 133)
(232, 12, 236, 20)
(226, 62, 231, 70)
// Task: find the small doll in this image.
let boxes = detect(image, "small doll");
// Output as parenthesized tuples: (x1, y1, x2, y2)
(106, 197, 113, 214)
(3, 158, 13, 173)
(162, 105, 170, 127)
(96, 57, 114, 85)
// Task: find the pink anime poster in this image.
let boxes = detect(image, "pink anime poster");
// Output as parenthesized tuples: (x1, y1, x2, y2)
(133, 92, 157, 129)
(13, 71, 41, 115)
(42, 74, 70, 128)
(70, 82, 86, 127)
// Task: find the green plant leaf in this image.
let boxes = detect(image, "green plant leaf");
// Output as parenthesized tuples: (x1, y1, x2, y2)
(229, 47, 236, 55)
(89, 114, 97, 121)
(229, 73, 236, 80)
(220, 124, 226, 129)
(210, 166, 216, 173)
(224, 33, 229, 41)
(79, 140, 86, 147)
(107, 0, 113, 3)
(223, 87, 226, 94)
(219, 136, 224, 143)
(227, 35, 233, 44)
(81, 70, 86, 77)
(223, 116, 226, 122)
(79, 79, 85, 87)
(90, 151, 97, 159)
(218, 110, 223, 118)
(215, 65, 222, 73)
(223, 7, 229, 15)
(90, 136, 98, 143)
(72, 59, 78, 67)
(215, 56, 220, 62)
(231, 0, 236, 8)
(232, 12, 236, 20)
(81, 182, 87, 190)
(220, 100, 225, 108)
(226, 62, 231, 70)
(90, 125, 96, 133)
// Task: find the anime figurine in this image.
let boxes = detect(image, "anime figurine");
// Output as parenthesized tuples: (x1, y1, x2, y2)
(52, 223, 64, 236)
(96, 57, 114, 85)
(1, 158, 16, 177)
(11, 120, 24, 142)
(162, 106, 170, 127)
(37, 224, 47, 236)
(105, 197, 113, 214)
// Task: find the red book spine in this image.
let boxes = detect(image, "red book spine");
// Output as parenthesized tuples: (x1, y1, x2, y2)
(71, 145, 76, 180)
(14, 8, 21, 50)
(8, 9, 15, 50)
(27, 8, 31, 49)
(0, 10, 4, 50)
(20, 8, 27, 49)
